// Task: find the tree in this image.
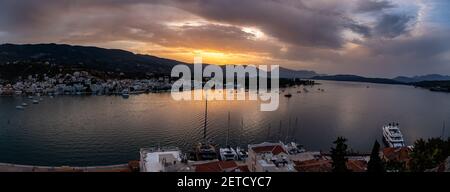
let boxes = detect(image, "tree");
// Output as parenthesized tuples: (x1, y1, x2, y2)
(367, 140, 385, 172)
(410, 138, 450, 172)
(331, 137, 350, 172)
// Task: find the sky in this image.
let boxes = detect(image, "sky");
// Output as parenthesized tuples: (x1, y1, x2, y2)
(0, 0, 449, 77)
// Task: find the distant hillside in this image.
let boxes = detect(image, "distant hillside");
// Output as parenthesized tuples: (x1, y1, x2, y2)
(412, 81, 450, 92)
(0, 43, 186, 80)
(394, 74, 450, 83)
(312, 74, 404, 85)
(277, 67, 321, 79)
(0, 43, 318, 80)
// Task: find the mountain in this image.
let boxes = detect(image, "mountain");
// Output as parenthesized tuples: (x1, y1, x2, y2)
(0, 43, 319, 80)
(277, 67, 321, 79)
(393, 74, 450, 83)
(0, 43, 186, 79)
(312, 74, 404, 84)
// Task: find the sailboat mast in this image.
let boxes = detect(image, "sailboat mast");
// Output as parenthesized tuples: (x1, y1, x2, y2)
(203, 93, 208, 142)
(226, 111, 230, 146)
(442, 121, 446, 139)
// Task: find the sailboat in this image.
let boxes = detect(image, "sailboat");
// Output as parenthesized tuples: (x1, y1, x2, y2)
(235, 118, 248, 161)
(194, 93, 218, 161)
(220, 112, 238, 161)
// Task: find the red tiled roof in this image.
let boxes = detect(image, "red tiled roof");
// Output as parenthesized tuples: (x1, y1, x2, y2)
(347, 160, 367, 172)
(382, 147, 412, 162)
(252, 145, 287, 155)
(195, 161, 248, 172)
(294, 159, 332, 172)
(294, 159, 367, 172)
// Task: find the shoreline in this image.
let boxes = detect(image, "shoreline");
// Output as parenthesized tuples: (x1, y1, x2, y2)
(0, 162, 138, 172)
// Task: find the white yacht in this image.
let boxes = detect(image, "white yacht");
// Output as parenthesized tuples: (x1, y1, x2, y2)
(219, 147, 238, 161)
(383, 123, 406, 148)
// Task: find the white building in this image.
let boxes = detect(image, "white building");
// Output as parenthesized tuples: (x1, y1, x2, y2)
(247, 142, 297, 172)
(140, 147, 191, 172)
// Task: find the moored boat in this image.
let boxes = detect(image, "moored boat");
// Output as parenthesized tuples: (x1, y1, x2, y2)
(382, 123, 406, 148)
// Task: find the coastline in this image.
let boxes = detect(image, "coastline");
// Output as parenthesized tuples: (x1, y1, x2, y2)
(0, 162, 138, 172)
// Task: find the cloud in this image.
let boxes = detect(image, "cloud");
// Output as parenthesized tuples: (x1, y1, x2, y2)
(374, 14, 416, 38)
(354, 0, 395, 13)
(0, 0, 449, 76)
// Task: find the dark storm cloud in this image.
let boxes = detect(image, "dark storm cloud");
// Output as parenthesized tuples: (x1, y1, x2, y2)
(162, 0, 371, 48)
(354, 0, 395, 13)
(374, 14, 415, 38)
(0, 0, 449, 76)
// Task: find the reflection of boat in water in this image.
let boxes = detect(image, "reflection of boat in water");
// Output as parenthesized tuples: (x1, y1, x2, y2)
(382, 123, 406, 148)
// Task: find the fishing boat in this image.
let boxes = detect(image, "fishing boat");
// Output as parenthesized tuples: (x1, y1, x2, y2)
(382, 123, 406, 148)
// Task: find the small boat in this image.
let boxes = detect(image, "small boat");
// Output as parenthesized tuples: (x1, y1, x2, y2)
(382, 123, 406, 148)
(284, 93, 293, 98)
(195, 142, 218, 161)
(297, 91, 301, 94)
(21, 102, 28, 106)
(219, 147, 238, 161)
(28, 96, 34, 99)
(121, 89, 130, 99)
(32, 99, 39, 104)
(303, 88, 309, 93)
(16, 105, 25, 110)
(283, 142, 306, 155)
(235, 146, 248, 161)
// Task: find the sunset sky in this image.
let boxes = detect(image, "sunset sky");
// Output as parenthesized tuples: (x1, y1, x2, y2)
(0, 0, 449, 77)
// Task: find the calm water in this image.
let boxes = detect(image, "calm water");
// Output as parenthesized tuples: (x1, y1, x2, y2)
(1, 80, 450, 166)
